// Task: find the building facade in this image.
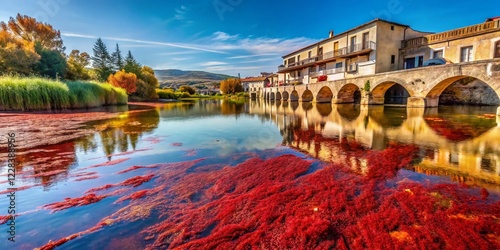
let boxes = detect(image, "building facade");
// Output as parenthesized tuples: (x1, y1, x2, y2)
(275, 18, 500, 88)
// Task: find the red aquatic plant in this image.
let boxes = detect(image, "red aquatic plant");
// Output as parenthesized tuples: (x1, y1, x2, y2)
(36, 152, 500, 249)
(88, 158, 130, 168)
(43, 193, 108, 212)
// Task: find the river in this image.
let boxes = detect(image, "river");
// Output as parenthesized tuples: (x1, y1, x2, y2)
(0, 100, 499, 249)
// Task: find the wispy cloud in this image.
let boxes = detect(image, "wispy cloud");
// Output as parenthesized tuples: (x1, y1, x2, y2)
(200, 61, 228, 66)
(61, 32, 227, 54)
(238, 58, 276, 64)
(210, 36, 318, 55)
(213, 31, 239, 41)
(227, 53, 278, 59)
(175, 5, 188, 20)
(160, 51, 198, 56)
(172, 57, 192, 61)
(202, 65, 262, 73)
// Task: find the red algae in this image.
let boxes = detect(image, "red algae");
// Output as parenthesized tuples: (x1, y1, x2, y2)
(43, 193, 108, 212)
(184, 149, 197, 157)
(74, 176, 99, 182)
(117, 165, 159, 174)
(35, 153, 500, 249)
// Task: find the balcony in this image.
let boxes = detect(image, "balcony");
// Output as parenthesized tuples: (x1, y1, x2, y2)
(278, 41, 376, 73)
(310, 67, 345, 77)
(402, 19, 500, 49)
(338, 41, 376, 58)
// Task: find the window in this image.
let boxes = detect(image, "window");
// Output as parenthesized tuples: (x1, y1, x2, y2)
(391, 55, 395, 64)
(297, 70, 301, 77)
(391, 25, 395, 30)
(404, 56, 423, 69)
(495, 41, 500, 58)
(297, 55, 301, 62)
(433, 49, 444, 58)
(308, 51, 312, 58)
(335, 62, 343, 68)
(362, 32, 369, 49)
(319, 64, 326, 71)
(449, 153, 459, 165)
(309, 66, 315, 73)
(460, 46, 473, 62)
(350, 36, 357, 52)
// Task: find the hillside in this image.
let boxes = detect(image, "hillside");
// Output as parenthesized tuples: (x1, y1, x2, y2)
(154, 69, 235, 89)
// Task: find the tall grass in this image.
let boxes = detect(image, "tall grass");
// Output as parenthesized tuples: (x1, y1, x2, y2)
(0, 76, 128, 111)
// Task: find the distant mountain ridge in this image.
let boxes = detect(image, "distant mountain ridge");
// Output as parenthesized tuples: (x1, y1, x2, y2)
(154, 69, 235, 89)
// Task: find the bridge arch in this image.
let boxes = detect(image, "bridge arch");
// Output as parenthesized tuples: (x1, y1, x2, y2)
(282, 91, 289, 101)
(372, 80, 412, 105)
(276, 92, 282, 100)
(302, 89, 314, 102)
(337, 83, 361, 103)
(290, 90, 299, 101)
(425, 74, 500, 105)
(316, 86, 334, 103)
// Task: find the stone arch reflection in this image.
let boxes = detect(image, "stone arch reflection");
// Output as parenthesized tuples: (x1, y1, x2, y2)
(336, 104, 361, 121)
(316, 103, 333, 117)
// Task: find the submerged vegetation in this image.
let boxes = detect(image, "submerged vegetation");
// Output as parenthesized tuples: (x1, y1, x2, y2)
(0, 76, 127, 110)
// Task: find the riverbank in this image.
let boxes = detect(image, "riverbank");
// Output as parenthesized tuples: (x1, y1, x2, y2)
(0, 77, 128, 111)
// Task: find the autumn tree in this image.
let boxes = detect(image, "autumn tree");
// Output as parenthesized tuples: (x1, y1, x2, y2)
(107, 70, 137, 94)
(111, 43, 124, 71)
(134, 66, 159, 100)
(65, 50, 91, 80)
(220, 78, 242, 94)
(179, 85, 195, 95)
(0, 30, 40, 75)
(92, 38, 113, 81)
(0, 13, 65, 52)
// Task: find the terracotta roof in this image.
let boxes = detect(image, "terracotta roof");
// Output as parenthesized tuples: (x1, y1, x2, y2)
(241, 77, 267, 82)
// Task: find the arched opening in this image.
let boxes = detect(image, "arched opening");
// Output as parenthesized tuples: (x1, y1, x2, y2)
(337, 84, 361, 103)
(316, 103, 332, 117)
(316, 86, 333, 103)
(282, 91, 289, 101)
(291, 101, 299, 111)
(302, 90, 313, 102)
(429, 76, 500, 106)
(276, 92, 282, 100)
(371, 81, 411, 105)
(384, 84, 410, 105)
(290, 90, 299, 102)
(270, 92, 275, 100)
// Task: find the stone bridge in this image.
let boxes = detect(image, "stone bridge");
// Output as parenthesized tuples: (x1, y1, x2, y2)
(251, 59, 500, 115)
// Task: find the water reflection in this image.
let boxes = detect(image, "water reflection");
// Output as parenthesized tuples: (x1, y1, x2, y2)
(249, 100, 500, 191)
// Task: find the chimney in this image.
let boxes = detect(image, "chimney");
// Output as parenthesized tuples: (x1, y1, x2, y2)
(329, 30, 334, 38)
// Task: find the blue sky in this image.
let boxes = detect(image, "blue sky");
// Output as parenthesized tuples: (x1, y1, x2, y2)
(0, 0, 498, 77)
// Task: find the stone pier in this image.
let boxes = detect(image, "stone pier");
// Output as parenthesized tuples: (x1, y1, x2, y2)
(407, 97, 439, 108)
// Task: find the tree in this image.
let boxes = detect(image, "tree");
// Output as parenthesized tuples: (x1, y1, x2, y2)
(111, 43, 123, 71)
(107, 70, 137, 94)
(220, 78, 242, 94)
(91, 38, 113, 81)
(33, 42, 67, 78)
(123, 50, 141, 76)
(133, 66, 159, 100)
(179, 85, 196, 95)
(0, 14, 65, 52)
(0, 30, 40, 75)
(65, 50, 91, 80)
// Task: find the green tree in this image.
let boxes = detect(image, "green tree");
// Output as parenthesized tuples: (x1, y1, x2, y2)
(65, 50, 91, 80)
(179, 85, 196, 95)
(123, 50, 141, 76)
(91, 38, 113, 81)
(111, 43, 123, 71)
(1, 14, 65, 52)
(0, 30, 40, 75)
(33, 42, 67, 78)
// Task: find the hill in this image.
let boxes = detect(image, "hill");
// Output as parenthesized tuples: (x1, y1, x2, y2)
(154, 69, 235, 89)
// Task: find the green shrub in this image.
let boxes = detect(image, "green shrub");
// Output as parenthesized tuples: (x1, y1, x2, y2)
(156, 89, 177, 99)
